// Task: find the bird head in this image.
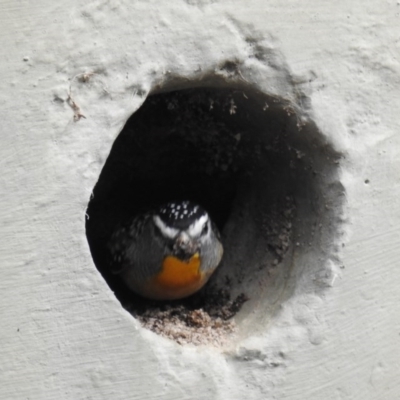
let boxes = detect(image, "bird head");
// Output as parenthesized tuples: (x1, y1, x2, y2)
(153, 201, 212, 260)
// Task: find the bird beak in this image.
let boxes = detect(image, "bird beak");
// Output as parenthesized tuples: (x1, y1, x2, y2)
(174, 232, 197, 259)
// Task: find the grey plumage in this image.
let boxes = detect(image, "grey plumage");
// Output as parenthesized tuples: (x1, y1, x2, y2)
(108, 201, 223, 299)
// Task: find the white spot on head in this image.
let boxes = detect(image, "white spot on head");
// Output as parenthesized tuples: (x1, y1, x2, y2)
(153, 215, 179, 239)
(187, 214, 209, 237)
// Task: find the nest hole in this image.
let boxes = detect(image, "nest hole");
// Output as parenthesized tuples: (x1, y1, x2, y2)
(86, 86, 343, 346)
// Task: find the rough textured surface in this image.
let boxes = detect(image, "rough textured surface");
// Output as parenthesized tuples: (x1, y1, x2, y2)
(1, 1, 400, 399)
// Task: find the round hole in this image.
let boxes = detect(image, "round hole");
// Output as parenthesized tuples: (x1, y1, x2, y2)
(86, 86, 344, 346)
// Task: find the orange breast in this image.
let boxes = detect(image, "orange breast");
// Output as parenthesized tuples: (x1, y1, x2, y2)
(144, 253, 206, 300)
(156, 253, 202, 288)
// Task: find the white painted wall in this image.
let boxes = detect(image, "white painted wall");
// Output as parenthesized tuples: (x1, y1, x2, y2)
(1, 1, 400, 399)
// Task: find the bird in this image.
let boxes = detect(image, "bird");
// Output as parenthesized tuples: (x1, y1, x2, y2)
(108, 201, 224, 300)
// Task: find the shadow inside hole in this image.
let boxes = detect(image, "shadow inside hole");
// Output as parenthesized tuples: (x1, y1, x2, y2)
(87, 88, 242, 296)
(86, 86, 343, 344)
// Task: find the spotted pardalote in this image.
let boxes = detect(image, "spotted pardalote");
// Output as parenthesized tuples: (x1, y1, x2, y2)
(108, 201, 223, 300)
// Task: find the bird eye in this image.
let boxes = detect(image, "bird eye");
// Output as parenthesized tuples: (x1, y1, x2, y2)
(201, 222, 209, 235)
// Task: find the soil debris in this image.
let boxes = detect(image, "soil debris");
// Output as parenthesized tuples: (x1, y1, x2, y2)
(125, 287, 248, 346)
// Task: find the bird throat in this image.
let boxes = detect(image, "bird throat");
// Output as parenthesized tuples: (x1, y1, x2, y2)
(158, 252, 201, 287)
(147, 252, 205, 299)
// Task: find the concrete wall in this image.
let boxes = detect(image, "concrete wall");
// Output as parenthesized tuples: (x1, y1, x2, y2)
(1, 1, 400, 399)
